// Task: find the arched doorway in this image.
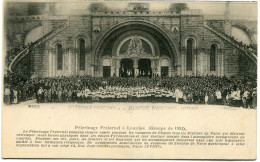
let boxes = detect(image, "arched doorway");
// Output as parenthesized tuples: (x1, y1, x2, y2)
(138, 59, 152, 77)
(120, 59, 134, 77)
(160, 58, 169, 77)
(103, 58, 111, 77)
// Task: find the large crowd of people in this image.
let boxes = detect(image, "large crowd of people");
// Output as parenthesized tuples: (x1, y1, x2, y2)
(3, 73, 257, 109)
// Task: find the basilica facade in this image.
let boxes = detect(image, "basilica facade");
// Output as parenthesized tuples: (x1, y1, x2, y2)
(5, 2, 257, 78)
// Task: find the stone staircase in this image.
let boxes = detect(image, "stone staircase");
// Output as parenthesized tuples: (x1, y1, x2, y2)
(8, 22, 69, 73)
(204, 23, 257, 64)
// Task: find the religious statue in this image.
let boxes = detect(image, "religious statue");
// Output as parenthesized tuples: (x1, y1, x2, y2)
(127, 36, 145, 55)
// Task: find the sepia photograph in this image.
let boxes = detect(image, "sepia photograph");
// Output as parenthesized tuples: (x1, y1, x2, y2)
(1, 0, 257, 159)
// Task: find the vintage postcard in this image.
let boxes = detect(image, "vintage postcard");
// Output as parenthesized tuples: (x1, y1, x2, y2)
(1, 0, 257, 159)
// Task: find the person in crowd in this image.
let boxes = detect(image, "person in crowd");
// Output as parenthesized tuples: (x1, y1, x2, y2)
(242, 88, 250, 108)
(37, 87, 43, 103)
(13, 87, 18, 104)
(204, 92, 209, 105)
(3, 73, 257, 109)
(44, 89, 48, 103)
(233, 87, 242, 107)
(251, 88, 257, 109)
(224, 92, 231, 106)
(4, 85, 11, 105)
(48, 89, 52, 102)
(58, 89, 62, 102)
(215, 89, 222, 105)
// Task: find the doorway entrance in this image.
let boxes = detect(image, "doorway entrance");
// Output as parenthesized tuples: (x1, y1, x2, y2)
(103, 58, 111, 77)
(161, 67, 169, 77)
(103, 66, 111, 77)
(120, 59, 134, 77)
(138, 59, 152, 77)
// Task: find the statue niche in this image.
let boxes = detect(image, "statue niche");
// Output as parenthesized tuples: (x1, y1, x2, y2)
(119, 35, 152, 57)
(127, 35, 144, 55)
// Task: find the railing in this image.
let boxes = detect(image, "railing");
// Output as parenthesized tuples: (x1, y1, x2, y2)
(8, 22, 69, 72)
(204, 23, 257, 64)
(8, 48, 30, 72)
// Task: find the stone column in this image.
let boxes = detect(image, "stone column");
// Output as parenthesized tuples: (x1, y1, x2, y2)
(217, 52, 221, 76)
(52, 49, 56, 77)
(151, 59, 155, 77)
(110, 59, 114, 77)
(75, 51, 78, 75)
(181, 48, 186, 76)
(48, 50, 52, 77)
(198, 51, 201, 75)
(182, 53, 185, 76)
(206, 50, 210, 75)
(68, 49, 72, 75)
(91, 65, 94, 77)
(204, 50, 207, 75)
(156, 58, 161, 77)
(115, 59, 120, 77)
(194, 50, 197, 76)
(221, 50, 224, 76)
(133, 58, 139, 77)
(62, 51, 65, 76)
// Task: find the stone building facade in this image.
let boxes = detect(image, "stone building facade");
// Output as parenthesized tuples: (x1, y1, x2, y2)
(5, 2, 257, 78)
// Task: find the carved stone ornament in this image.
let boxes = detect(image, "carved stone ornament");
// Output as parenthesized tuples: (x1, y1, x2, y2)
(125, 35, 145, 56)
(93, 26, 100, 33)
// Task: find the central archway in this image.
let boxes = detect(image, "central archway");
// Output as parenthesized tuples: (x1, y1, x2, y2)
(94, 20, 179, 77)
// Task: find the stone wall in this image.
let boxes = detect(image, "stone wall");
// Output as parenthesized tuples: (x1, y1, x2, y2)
(6, 12, 257, 78)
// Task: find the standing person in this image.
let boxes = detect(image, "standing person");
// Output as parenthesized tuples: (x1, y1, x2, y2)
(251, 88, 257, 109)
(68, 89, 72, 102)
(127, 87, 133, 102)
(12, 87, 18, 104)
(215, 89, 222, 105)
(175, 88, 180, 103)
(37, 87, 43, 103)
(182, 92, 187, 104)
(72, 90, 77, 102)
(22, 87, 27, 102)
(242, 89, 250, 108)
(77, 90, 81, 102)
(209, 91, 215, 104)
(44, 89, 48, 103)
(58, 89, 62, 102)
(204, 92, 209, 105)
(233, 87, 242, 107)
(187, 92, 193, 104)
(4, 85, 11, 105)
(51, 89, 56, 102)
(48, 89, 52, 102)
(63, 88, 68, 102)
(178, 89, 184, 104)
(225, 92, 231, 106)
(80, 89, 85, 102)
(84, 87, 90, 103)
